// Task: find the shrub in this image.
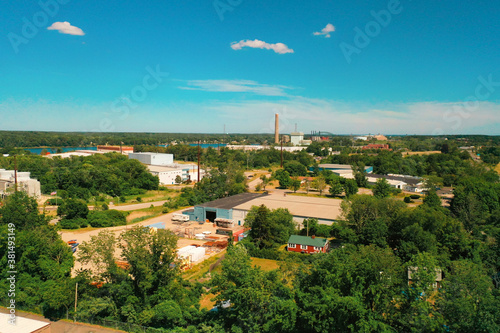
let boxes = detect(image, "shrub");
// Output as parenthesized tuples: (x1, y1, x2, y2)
(136, 197, 142, 202)
(60, 218, 88, 229)
(404, 196, 412, 203)
(162, 208, 169, 214)
(87, 210, 126, 228)
(410, 194, 421, 199)
(120, 196, 126, 203)
(45, 198, 62, 206)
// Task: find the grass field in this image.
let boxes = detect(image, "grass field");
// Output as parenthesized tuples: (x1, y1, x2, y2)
(250, 257, 280, 271)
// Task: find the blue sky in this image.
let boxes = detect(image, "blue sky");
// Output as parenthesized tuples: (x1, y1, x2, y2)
(0, 0, 499, 135)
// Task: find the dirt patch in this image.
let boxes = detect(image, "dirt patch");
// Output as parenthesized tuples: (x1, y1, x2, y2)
(200, 293, 216, 310)
(126, 211, 155, 223)
(495, 163, 500, 175)
(403, 151, 441, 156)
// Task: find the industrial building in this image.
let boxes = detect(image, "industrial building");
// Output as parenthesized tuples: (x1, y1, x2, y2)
(0, 169, 41, 198)
(185, 192, 341, 226)
(146, 164, 203, 184)
(315, 164, 374, 179)
(147, 165, 183, 185)
(129, 152, 174, 166)
(366, 174, 426, 192)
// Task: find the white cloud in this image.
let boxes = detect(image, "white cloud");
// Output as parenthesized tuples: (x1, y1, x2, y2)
(47, 22, 85, 36)
(313, 23, 335, 38)
(230, 39, 294, 54)
(179, 80, 291, 96)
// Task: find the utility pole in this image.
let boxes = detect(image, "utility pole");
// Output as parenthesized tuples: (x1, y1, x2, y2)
(280, 136, 283, 168)
(197, 141, 201, 183)
(14, 155, 18, 192)
(74, 282, 78, 322)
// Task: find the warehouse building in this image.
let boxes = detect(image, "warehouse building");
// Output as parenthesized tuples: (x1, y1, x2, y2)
(314, 164, 373, 179)
(185, 192, 342, 227)
(129, 152, 174, 166)
(0, 169, 41, 198)
(147, 165, 183, 185)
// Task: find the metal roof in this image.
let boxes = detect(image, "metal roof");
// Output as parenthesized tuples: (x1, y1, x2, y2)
(288, 235, 328, 247)
(0, 313, 50, 333)
(198, 192, 269, 210)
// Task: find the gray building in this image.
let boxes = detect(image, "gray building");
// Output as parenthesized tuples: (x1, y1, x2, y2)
(128, 152, 174, 166)
(184, 193, 267, 224)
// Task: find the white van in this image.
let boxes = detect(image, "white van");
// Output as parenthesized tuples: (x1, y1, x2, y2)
(172, 213, 190, 222)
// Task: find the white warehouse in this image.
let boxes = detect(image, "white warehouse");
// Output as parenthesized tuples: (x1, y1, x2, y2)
(147, 165, 183, 185)
(129, 152, 174, 166)
(0, 169, 41, 198)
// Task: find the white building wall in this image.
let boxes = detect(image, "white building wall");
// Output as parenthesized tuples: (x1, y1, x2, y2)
(129, 153, 174, 166)
(155, 169, 184, 185)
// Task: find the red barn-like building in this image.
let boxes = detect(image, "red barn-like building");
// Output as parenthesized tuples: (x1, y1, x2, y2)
(287, 235, 329, 254)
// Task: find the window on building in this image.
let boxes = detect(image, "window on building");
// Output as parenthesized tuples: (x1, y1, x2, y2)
(288, 243, 296, 248)
(314, 246, 321, 251)
(300, 245, 307, 250)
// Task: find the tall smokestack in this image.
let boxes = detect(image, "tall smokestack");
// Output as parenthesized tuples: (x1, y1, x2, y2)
(274, 113, 279, 144)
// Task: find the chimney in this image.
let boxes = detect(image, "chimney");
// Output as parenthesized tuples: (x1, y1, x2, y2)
(274, 113, 279, 144)
(311, 235, 315, 239)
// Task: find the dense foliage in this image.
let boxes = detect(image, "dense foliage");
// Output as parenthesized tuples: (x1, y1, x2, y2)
(0, 153, 159, 199)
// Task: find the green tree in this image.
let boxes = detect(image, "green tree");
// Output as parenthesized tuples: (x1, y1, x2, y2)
(118, 226, 179, 300)
(422, 190, 441, 209)
(57, 199, 89, 220)
(274, 169, 291, 189)
(289, 178, 301, 193)
(245, 205, 295, 249)
(373, 178, 392, 199)
(175, 175, 182, 184)
(211, 245, 297, 333)
(437, 260, 500, 332)
(77, 230, 121, 283)
(343, 178, 358, 197)
(312, 174, 327, 196)
(390, 252, 444, 332)
(260, 174, 270, 191)
(284, 160, 307, 177)
(328, 178, 343, 197)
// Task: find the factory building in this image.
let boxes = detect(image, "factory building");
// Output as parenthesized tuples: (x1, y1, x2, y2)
(129, 152, 174, 166)
(0, 169, 41, 198)
(290, 132, 304, 146)
(147, 166, 183, 185)
(185, 192, 341, 227)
